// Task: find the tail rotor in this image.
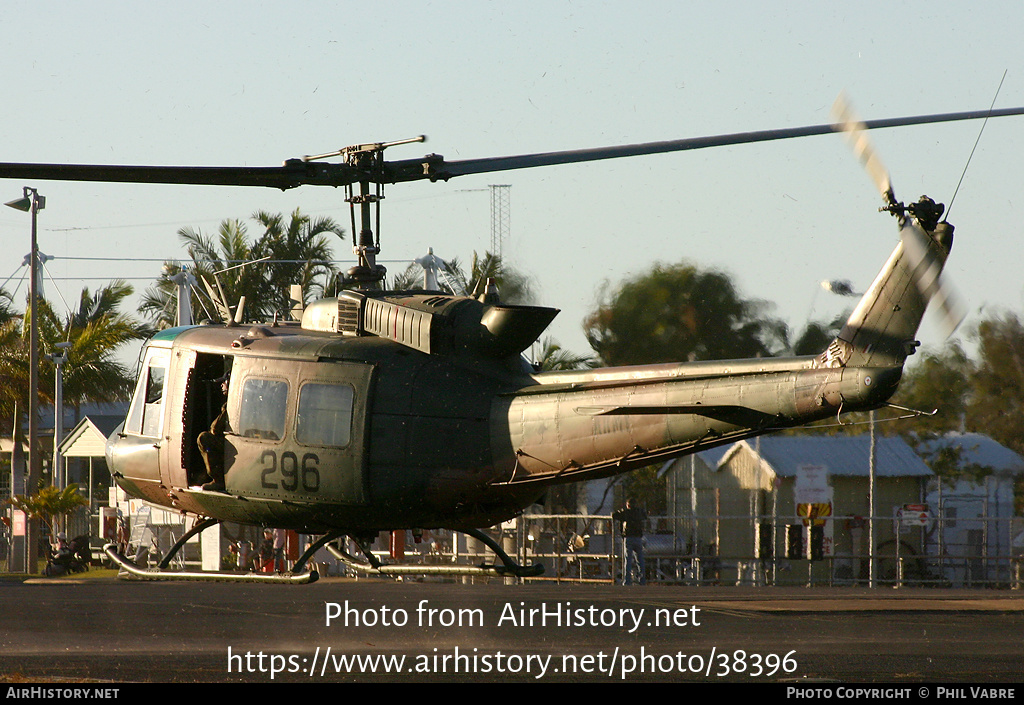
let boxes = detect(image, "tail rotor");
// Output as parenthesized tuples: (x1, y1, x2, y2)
(832, 93, 966, 337)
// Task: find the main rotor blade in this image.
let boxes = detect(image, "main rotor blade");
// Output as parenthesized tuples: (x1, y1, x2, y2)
(430, 106, 1024, 180)
(0, 160, 356, 190)
(2, 106, 1023, 188)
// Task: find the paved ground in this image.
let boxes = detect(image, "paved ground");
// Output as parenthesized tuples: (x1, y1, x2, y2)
(2, 576, 1023, 683)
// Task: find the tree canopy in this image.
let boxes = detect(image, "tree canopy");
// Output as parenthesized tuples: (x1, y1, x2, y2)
(967, 313, 1024, 456)
(584, 262, 789, 366)
(879, 313, 1024, 491)
(892, 341, 974, 438)
(791, 312, 848, 356)
(141, 209, 344, 327)
(892, 315, 1024, 456)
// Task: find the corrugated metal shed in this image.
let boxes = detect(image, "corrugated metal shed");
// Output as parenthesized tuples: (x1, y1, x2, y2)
(916, 432, 1024, 475)
(694, 444, 731, 470)
(700, 435, 932, 478)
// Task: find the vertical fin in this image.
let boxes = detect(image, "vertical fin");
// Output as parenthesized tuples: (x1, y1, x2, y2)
(822, 221, 952, 370)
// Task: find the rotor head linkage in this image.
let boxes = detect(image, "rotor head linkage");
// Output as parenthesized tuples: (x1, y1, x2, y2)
(880, 195, 945, 231)
(302, 135, 427, 163)
(308, 137, 427, 287)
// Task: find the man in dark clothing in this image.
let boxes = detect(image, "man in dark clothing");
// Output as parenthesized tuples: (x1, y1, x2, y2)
(613, 498, 648, 585)
(198, 373, 230, 492)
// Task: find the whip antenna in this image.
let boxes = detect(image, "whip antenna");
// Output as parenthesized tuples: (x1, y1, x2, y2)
(946, 70, 1008, 220)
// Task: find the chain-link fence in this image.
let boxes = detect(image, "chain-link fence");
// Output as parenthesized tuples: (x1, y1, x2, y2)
(503, 511, 1024, 587)
(10, 499, 1023, 588)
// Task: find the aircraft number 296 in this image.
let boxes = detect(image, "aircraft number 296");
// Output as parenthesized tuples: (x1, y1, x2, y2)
(259, 450, 321, 492)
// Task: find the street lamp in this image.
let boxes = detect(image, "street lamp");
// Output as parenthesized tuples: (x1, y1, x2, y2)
(6, 187, 45, 572)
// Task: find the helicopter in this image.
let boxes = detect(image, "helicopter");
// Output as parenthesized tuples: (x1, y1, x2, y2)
(3, 100, 1023, 583)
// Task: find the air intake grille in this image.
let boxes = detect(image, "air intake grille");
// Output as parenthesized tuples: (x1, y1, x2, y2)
(337, 297, 360, 334)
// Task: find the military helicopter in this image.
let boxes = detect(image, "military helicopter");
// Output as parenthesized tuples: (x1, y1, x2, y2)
(3, 101, 1023, 583)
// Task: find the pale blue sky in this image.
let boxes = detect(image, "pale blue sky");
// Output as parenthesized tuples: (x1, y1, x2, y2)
(2, 1, 1023, 361)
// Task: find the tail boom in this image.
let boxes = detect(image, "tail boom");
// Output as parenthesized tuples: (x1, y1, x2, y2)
(492, 222, 945, 489)
(492, 359, 899, 487)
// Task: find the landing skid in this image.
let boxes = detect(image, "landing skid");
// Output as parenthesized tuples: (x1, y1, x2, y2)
(104, 517, 317, 584)
(326, 528, 545, 578)
(104, 544, 319, 584)
(105, 521, 542, 583)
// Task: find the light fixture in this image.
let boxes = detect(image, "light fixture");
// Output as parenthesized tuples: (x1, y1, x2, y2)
(4, 196, 31, 212)
(4, 189, 44, 213)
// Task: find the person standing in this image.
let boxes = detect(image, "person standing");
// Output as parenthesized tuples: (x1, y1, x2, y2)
(273, 528, 287, 572)
(258, 529, 275, 573)
(613, 498, 648, 585)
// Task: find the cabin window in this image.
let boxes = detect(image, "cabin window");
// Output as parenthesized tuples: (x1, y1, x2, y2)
(125, 348, 169, 437)
(296, 382, 354, 447)
(237, 378, 289, 441)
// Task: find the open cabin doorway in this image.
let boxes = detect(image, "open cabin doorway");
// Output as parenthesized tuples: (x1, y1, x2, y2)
(181, 352, 233, 487)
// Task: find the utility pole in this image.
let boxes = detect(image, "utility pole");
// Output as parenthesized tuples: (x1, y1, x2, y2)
(5, 187, 45, 573)
(869, 410, 876, 588)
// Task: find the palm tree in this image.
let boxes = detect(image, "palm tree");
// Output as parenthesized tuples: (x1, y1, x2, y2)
(0, 287, 16, 326)
(141, 209, 344, 328)
(390, 250, 534, 304)
(49, 282, 152, 411)
(533, 337, 596, 371)
(0, 315, 27, 429)
(8, 485, 89, 541)
(0, 288, 24, 417)
(0, 281, 149, 433)
(251, 209, 342, 313)
(458, 251, 533, 304)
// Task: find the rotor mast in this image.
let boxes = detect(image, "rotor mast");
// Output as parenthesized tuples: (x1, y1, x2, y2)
(304, 136, 426, 287)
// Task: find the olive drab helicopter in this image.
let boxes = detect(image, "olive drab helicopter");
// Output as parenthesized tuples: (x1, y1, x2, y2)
(3, 99, 1023, 583)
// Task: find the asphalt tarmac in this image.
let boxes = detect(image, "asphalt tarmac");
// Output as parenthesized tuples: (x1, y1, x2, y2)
(2, 576, 1023, 684)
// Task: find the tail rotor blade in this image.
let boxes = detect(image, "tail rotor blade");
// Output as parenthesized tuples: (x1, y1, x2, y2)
(900, 221, 966, 337)
(832, 92, 896, 206)
(833, 92, 965, 338)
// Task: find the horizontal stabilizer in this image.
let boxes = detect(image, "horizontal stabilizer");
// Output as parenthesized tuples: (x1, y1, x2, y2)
(575, 404, 775, 426)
